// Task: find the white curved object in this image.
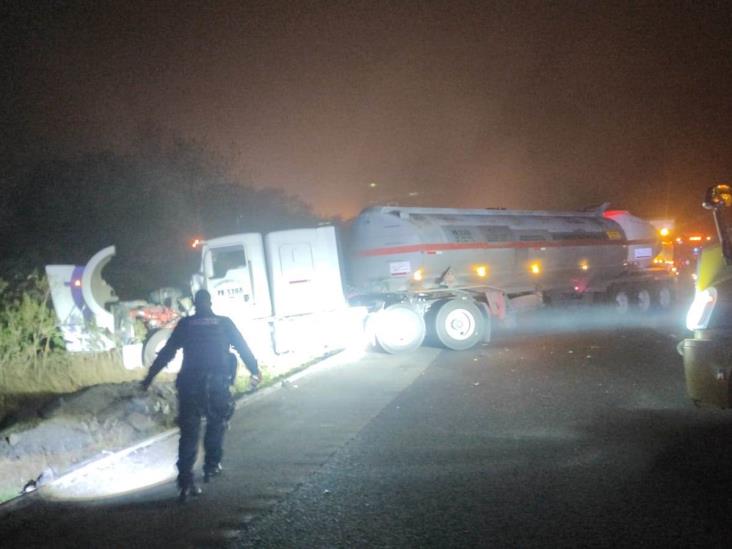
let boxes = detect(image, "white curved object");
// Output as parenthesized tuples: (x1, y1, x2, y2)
(81, 245, 118, 333)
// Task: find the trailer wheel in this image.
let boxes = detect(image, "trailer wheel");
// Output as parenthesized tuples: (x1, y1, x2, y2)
(373, 303, 426, 354)
(610, 289, 630, 315)
(655, 285, 673, 310)
(635, 288, 652, 313)
(142, 328, 173, 367)
(431, 299, 485, 350)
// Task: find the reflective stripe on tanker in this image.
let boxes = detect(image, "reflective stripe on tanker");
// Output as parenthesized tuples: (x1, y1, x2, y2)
(356, 238, 658, 257)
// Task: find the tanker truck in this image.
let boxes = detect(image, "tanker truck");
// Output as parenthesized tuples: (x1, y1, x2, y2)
(47, 203, 676, 365)
(189, 203, 674, 357)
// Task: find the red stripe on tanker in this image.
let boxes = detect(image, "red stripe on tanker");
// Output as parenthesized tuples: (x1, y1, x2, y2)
(356, 238, 658, 257)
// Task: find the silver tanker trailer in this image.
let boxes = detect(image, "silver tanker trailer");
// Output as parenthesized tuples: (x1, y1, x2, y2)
(348, 204, 675, 353)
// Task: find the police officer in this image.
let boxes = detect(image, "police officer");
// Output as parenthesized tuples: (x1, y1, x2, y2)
(141, 289, 261, 502)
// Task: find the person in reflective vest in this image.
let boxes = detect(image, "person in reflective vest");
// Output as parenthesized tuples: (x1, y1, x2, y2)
(141, 289, 261, 502)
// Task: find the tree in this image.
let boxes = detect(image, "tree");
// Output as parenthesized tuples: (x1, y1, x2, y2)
(1, 135, 324, 298)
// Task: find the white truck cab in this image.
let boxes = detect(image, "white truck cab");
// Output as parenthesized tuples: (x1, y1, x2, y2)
(192, 226, 363, 360)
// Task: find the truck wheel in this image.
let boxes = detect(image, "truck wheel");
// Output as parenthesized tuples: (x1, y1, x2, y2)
(373, 303, 426, 354)
(610, 289, 630, 315)
(635, 288, 652, 313)
(431, 299, 485, 350)
(142, 328, 173, 367)
(655, 285, 673, 310)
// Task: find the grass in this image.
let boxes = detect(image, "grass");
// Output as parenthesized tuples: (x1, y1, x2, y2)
(231, 349, 339, 397)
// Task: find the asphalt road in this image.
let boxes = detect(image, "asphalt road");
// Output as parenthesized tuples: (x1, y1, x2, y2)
(2, 305, 732, 548)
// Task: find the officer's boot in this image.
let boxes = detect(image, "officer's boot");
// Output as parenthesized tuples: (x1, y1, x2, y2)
(178, 479, 202, 503)
(204, 463, 223, 483)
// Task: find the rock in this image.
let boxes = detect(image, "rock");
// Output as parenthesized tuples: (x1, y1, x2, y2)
(36, 467, 55, 486)
(39, 397, 65, 419)
(127, 412, 154, 433)
(21, 478, 37, 494)
(8, 433, 21, 446)
(152, 400, 172, 416)
(127, 397, 150, 414)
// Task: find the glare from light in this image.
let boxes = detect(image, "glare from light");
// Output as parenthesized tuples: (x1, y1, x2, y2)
(686, 287, 717, 330)
(413, 268, 424, 282)
(579, 260, 589, 271)
(41, 437, 178, 501)
(474, 265, 488, 278)
(530, 262, 542, 275)
(659, 227, 670, 237)
(373, 306, 423, 349)
(266, 307, 368, 359)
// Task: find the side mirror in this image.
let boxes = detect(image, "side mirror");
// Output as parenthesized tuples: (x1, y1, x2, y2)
(703, 184, 732, 210)
(190, 272, 205, 295)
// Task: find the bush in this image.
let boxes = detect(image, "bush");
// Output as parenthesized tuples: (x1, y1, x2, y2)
(0, 273, 64, 365)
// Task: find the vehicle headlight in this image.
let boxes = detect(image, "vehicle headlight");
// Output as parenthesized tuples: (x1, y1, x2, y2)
(686, 287, 717, 330)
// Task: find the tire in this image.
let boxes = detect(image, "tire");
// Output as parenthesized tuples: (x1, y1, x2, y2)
(373, 303, 426, 354)
(655, 285, 673, 310)
(635, 288, 652, 313)
(142, 328, 174, 367)
(610, 288, 630, 315)
(430, 298, 485, 351)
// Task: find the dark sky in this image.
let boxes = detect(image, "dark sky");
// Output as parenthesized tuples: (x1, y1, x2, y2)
(4, 0, 732, 222)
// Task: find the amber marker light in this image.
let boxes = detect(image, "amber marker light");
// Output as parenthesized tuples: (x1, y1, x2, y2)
(579, 260, 589, 271)
(474, 265, 489, 278)
(529, 261, 542, 275)
(413, 268, 424, 282)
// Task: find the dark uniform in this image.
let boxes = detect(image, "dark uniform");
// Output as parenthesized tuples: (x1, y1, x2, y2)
(141, 290, 260, 500)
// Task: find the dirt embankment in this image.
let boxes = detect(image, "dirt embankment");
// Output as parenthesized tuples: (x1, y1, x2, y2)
(0, 381, 178, 503)
(0, 348, 331, 503)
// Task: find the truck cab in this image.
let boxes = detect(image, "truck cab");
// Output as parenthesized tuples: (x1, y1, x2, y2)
(680, 184, 732, 408)
(191, 226, 363, 359)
